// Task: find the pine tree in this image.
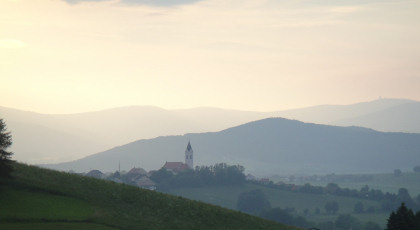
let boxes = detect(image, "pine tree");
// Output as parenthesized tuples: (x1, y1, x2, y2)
(415, 211, 420, 229)
(386, 203, 415, 230)
(0, 119, 13, 178)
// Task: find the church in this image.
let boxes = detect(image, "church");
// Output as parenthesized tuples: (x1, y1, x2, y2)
(162, 141, 194, 173)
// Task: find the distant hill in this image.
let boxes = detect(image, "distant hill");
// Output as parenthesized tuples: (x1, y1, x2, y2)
(0, 106, 265, 164)
(2, 98, 419, 165)
(45, 118, 420, 175)
(1, 163, 296, 230)
(270, 98, 420, 132)
(331, 102, 420, 133)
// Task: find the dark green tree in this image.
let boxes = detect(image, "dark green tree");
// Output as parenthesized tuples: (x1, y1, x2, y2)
(415, 211, 420, 229)
(0, 119, 13, 178)
(150, 168, 173, 184)
(150, 168, 174, 191)
(325, 201, 339, 214)
(325, 183, 341, 195)
(237, 189, 271, 214)
(213, 163, 245, 185)
(354, 201, 364, 213)
(386, 203, 415, 230)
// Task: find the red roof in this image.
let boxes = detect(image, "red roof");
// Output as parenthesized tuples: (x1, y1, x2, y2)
(163, 162, 189, 172)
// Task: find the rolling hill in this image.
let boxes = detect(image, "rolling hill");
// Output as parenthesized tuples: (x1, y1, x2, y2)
(44, 118, 420, 175)
(271, 98, 420, 132)
(0, 162, 298, 230)
(0, 106, 265, 164)
(2, 98, 419, 165)
(332, 102, 420, 133)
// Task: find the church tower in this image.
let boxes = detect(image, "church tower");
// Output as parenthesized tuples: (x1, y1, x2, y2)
(185, 141, 193, 169)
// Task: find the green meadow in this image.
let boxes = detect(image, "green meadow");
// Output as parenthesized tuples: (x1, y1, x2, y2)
(168, 183, 389, 227)
(0, 163, 299, 230)
(0, 189, 93, 220)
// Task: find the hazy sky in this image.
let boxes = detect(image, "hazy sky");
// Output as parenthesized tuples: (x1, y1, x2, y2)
(1, 0, 419, 114)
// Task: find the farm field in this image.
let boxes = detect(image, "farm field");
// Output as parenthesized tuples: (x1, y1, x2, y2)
(168, 183, 389, 227)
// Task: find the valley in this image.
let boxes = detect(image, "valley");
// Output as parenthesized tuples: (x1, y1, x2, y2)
(2, 98, 420, 230)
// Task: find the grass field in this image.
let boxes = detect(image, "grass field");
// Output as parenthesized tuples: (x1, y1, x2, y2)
(0, 189, 94, 220)
(168, 183, 389, 227)
(0, 163, 299, 230)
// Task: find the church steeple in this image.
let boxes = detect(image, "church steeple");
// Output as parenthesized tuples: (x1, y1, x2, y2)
(185, 141, 193, 169)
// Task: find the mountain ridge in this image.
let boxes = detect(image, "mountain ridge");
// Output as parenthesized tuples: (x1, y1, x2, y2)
(1, 98, 419, 165)
(44, 117, 420, 176)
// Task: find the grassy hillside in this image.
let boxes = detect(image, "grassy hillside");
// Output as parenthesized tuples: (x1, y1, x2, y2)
(0, 163, 299, 230)
(168, 184, 389, 227)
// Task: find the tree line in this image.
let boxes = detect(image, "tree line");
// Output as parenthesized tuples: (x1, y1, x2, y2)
(236, 190, 420, 230)
(0, 119, 13, 179)
(235, 189, 383, 230)
(150, 163, 246, 191)
(251, 180, 420, 213)
(386, 202, 420, 230)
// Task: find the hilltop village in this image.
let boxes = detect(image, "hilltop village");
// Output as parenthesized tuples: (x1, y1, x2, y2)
(82, 141, 249, 190)
(83, 141, 195, 190)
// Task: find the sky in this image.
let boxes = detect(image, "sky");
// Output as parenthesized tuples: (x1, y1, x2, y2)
(1, 0, 420, 114)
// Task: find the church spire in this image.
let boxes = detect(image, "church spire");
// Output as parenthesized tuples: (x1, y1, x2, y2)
(185, 141, 193, 169)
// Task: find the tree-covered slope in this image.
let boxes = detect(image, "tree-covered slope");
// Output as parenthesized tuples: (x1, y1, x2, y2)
(0, 163, 299, 230)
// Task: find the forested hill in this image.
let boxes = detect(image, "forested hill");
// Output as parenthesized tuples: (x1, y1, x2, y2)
(45, 118, 420, 175)
(0, 163, 299, 230)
